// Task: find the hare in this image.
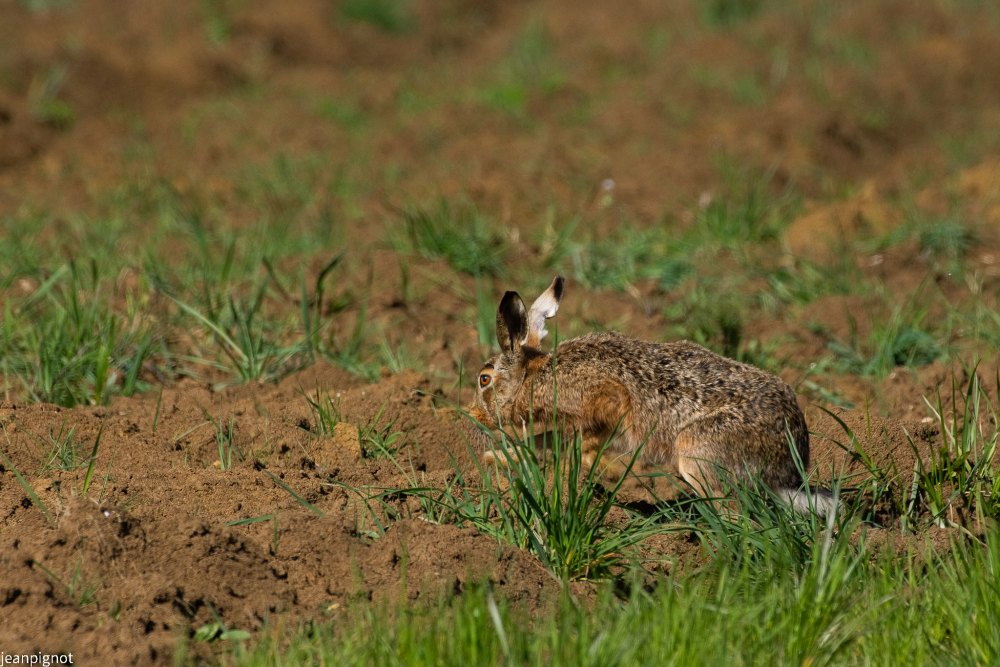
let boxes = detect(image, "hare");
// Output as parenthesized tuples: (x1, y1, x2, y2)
(468, 275, 833, 515)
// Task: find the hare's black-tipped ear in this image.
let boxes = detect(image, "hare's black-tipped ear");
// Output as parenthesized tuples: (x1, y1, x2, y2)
(496, 291, 528, 354)
(523, 275, 564, 349)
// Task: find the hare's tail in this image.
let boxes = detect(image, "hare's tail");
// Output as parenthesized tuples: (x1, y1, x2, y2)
(779, 487, 838, 518)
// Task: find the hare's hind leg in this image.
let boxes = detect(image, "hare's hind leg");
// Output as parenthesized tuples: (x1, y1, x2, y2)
(673, 407, 764, 499)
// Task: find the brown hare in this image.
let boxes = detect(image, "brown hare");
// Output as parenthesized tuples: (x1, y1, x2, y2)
(468, 276, 834, 515)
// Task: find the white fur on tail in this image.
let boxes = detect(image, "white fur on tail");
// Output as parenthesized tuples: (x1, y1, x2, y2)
(780, 487, 838, 518)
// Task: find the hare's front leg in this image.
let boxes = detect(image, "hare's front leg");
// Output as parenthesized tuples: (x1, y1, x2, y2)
(580, 433, 630, 481)
(481, 427, 555, 467)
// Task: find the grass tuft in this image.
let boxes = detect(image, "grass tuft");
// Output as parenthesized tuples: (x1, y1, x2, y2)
(1, 263, 157, 407)
(215, 531, 1000, 666)
(701, 0, 764, 27)
(33, 559, 100, 608)
(914, 369, 1000, 530)
(479, 19, 566, 120)
(358, 404, 405, 459)
(566, 226, 691, 292)
(301, 389, 342, 435)
(340, 0, 413, 34)
(821, 302, 942, 378)
(214, 417, 240, 471)
(171, 285, 309, 386)
(821, 369, 999, 532)
(473, 426, 667, 580)
(400, 202, 507, 277)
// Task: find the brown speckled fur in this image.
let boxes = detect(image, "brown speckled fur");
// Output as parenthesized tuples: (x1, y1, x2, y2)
(471, 277, 814, 504)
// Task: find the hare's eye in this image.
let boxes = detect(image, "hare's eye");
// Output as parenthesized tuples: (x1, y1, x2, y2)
(479, 373, 492, 388)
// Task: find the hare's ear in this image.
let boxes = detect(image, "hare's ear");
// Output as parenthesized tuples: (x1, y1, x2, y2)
(523, 275, 564, 349)
(496, 291, 528, 355)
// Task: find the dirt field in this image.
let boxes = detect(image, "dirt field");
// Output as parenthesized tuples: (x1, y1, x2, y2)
(2, 0, 1000, 663)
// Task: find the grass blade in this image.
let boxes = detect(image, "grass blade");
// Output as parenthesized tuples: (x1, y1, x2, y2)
(81, 421, 104, 497)
(265, 471, 324, 517)
(0, 428, 53, 525)
(169, 295, 247, 364)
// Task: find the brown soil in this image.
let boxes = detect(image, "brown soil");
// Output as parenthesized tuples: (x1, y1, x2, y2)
(0, 368, 567, 663)
(2, 0, 1000, 664)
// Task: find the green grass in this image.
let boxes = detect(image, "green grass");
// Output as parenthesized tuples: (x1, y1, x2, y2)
(564, 225, 692, 293)
(917, 218, 974, 261)
(663, 279, 771, 365)
(870, 208, 976, 278)
(38, 421, 81, 472)
(758, 255, 861, 308)
(214, 416, 240, 471)
(0, 427, 54, 525)
(0, 169, 390, 394)
(0, 263, 157, 406)
(266, 471, 325, 518)
(917, 372, 1000, 529)
(233, 154, 348, 234)
(326, 418, 679, 581)
(339, 0, 413, 34)
(548, 166, 795, 296)
(953, 292, 1000, 349)
(917, 371, 995, 529)
(689, 65, 769, 106)
(473, 426, 668, 581)
(693, 162, 797, 251)
(210, 526, 1000, 666)
(398, 201, 508, 277)
(701, 0, 765, 27)
(171, 288, 310, 386)
(201, 0, 235, 46)
(821, 370, 999, 533)
(301, 389, 342, 436)
(81, 422, 104, 497)
(358, 404, 405, 459)
(323, 300, 383, 381)
(33, 558, 101, 609)
(478, 19, 566, 120)
(19, 0, 74, 12)
(820, 304, 942, 378)
(377, 334, 421, 373)
(28, 64, 75, 129)
(33, 417, 104, 497)
(473, 278, 499, 355)
(194, 619, 251, 644)
(314, 96, 369, 133)
(0, 201, 377, 397)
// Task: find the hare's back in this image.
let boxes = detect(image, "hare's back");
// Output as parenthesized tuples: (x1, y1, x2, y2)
(557, 332, 793, 408)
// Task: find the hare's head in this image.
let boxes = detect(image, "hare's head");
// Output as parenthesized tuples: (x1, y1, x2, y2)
(470, 276, 564, 427)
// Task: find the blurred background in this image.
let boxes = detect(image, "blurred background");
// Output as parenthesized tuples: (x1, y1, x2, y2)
(1, 0, 999, 412)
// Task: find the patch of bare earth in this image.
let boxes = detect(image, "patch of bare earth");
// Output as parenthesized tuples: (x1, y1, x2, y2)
(0, 366, 565, 663)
